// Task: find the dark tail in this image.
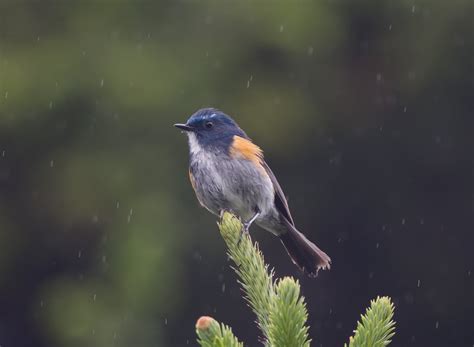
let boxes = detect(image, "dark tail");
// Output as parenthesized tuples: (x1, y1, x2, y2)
(279, 221, 331, 277)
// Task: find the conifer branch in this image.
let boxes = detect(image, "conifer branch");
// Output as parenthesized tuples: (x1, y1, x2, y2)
(268, 277, 311, 347)
(218, 212, 276, 342)
(195, 212, 397, 347)
(345, 296, 396, 347)
(196, 316, 243, 347)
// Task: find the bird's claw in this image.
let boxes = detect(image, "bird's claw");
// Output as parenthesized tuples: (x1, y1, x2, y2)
(237, 223, 250, 246)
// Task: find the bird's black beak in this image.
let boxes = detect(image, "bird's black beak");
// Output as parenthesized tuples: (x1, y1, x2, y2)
(174, 123, 194, 132)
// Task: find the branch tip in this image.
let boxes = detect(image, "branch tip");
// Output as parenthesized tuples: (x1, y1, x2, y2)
(196, 316, 215, 331)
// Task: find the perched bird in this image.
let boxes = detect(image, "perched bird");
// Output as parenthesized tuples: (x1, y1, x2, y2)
(175, 108, 330, 276)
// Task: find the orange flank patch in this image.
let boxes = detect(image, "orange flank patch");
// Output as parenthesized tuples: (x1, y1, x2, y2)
(230, 136, 266, 174)
(189, 169, 205, 208)
(189, 169, 197, 191)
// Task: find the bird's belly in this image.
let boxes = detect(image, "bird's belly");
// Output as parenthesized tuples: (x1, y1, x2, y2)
(190, 155, 274, 221)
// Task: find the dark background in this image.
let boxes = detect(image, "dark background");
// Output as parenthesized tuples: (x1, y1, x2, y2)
(0, 1, 472, 346)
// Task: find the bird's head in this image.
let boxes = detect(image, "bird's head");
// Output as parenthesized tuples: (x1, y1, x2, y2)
(174, 108, 247, 152)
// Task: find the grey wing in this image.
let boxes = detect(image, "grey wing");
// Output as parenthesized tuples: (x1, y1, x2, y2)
(261, 161, 295, 226)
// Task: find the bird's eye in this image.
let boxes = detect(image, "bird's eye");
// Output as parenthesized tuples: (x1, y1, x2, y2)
(205, 121, 213, 129)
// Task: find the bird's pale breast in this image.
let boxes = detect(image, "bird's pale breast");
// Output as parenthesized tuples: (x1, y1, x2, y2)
(188, 133, 275, 222)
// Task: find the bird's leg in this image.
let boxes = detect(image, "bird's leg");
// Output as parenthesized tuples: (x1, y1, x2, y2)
(238, 209, 260, 245)
(243, 211, 260, 231)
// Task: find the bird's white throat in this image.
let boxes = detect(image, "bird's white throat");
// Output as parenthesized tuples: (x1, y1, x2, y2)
(187, 132, 203, 156)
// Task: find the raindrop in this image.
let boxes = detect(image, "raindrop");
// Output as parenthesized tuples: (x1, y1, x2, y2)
(129, 208, 133, 216)
(376, 242, 379, 249)
(116, 201, 120, 209)
(435, 321, 439, 329)
(164, 318, 168, 325)
(102, 255, 107, 263)
(411, 5, 416, 13)
(307, 46, 314, 56)
(1, 150, 5, 157)
(78, 250, 82, 258)
(279, 25, 284, 32)
(402, 218, 406, 225)
(4, 91, 8, 99)
(403, 107, 407, 112)
(49, 101, 53, 109)
(388, 24, 392, 31)
(50, 160, 54, 168)
(222, 283, 226, 293)
(417, 279, 421, 287)
(420, 218, 424, 225)
(40, 300, 44, 308)
(93, 293, 97, 301)
(246, 76, 253, 88)
(100, 79, 104, 87)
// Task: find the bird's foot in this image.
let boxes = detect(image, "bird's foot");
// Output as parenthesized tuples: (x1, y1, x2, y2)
(236, 210, 260, 246)
(237, 223, 250, 246)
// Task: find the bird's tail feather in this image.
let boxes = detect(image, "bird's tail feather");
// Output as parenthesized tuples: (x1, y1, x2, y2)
(279, 220, 331, 277)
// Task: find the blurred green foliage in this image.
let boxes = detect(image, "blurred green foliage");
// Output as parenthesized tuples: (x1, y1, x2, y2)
(0, 1, 472, 347)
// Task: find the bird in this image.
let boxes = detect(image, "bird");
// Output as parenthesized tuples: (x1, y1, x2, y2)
(174, 108, 330, 277)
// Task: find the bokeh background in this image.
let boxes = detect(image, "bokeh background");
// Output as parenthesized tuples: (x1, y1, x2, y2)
(0, 1, 472, 346)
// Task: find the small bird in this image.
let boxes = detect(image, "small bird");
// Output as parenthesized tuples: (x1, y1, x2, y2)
(175, 108, 330, 276)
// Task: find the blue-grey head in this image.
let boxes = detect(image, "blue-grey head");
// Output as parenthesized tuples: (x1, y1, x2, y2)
(174, 108, 248, 152)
